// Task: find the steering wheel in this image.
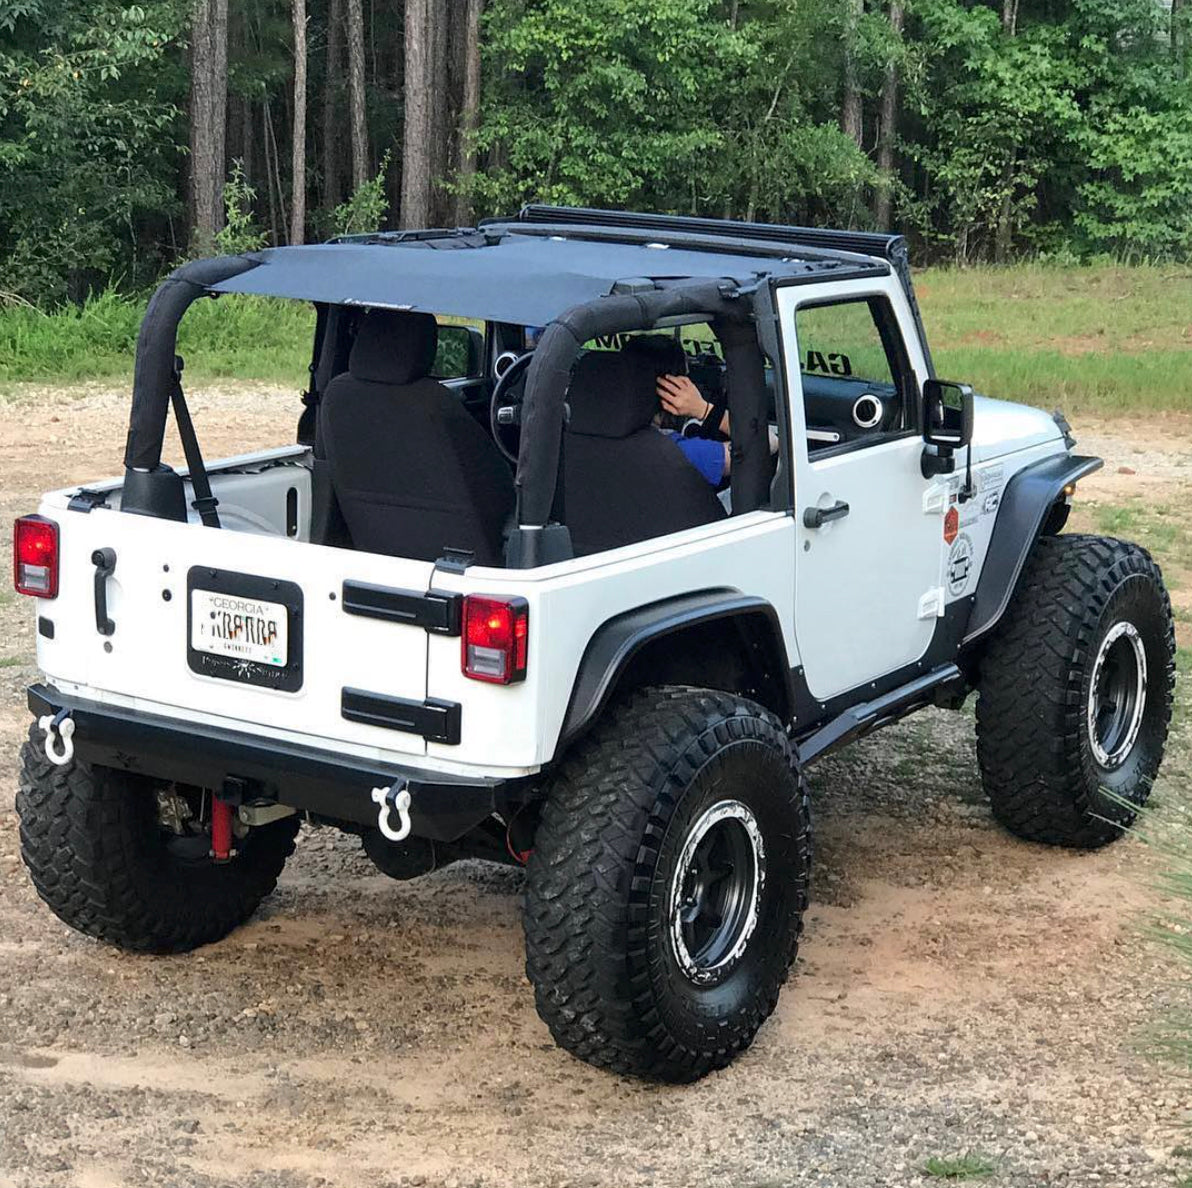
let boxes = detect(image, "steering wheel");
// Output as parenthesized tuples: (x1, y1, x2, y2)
(489, 351, 534, 463)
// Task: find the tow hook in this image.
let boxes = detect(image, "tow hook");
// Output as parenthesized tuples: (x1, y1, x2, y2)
(371, 780, 413, 842)
(38, 709, 75, 766)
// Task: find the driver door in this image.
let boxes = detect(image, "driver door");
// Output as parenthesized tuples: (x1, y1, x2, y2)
(777, 283, 943, 703)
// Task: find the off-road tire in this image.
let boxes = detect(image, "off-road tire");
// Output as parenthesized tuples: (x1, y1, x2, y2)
(524, 687, 811, 1082)
(17, 728, 299, 952)
(976, 534, 1175, 849)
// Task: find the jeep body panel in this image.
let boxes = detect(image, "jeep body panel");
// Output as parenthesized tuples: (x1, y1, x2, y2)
(965, 452, 1104, 644)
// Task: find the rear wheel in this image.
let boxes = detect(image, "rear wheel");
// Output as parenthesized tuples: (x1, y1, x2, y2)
(17, 726, 298, 952)
(976, 534, 1175, 848)
(524, 687, 811, 1082)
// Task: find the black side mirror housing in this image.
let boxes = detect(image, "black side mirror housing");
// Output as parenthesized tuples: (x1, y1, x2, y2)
(922, 378, 974, 449)
(433, 324, 485, 379)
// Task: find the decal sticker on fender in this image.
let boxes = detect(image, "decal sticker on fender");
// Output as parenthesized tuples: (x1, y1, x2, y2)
(977, 463, 1005, 492)
(947, 533, 974, 596)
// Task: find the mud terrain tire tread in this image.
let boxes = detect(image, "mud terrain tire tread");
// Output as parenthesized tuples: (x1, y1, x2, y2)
(17, 728, 298, 952)
(975, 533, 1174, 849)
(524, 686, 811, 1082)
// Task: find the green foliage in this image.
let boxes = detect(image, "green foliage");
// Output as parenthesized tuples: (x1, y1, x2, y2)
(0, 0, 187, 303)
(214, 160, 267, 255)
(330, 151, 391, 237)
(2, 0, 1192, 308)
(922, 1152, 997, 1180)
(474, 0, 876, 224)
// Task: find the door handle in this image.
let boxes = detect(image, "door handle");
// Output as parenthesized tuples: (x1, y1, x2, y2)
(91, 547, 116, 636)
(803, 500, 850, 529)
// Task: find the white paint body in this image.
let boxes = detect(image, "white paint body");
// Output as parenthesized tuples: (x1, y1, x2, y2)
(30, 273, 1068, 790)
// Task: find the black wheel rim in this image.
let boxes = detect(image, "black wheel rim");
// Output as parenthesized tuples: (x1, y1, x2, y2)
(669, 800, 765, 985)
(1087, 620, 1147, 770)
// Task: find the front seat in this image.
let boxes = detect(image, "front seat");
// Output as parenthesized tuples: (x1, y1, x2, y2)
(562, 350, 727, 557)
(321, 309, 514, 565)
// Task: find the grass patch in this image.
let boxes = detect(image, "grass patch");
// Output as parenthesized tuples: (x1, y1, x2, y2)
(1094, 504, 1182, 560)
(917, 263, 1192, 415)
(0, 289, 312, 393)
(0, 657, 22, 668)
(922, 1152, 997, 1180)
(0, 264, 1190, 415)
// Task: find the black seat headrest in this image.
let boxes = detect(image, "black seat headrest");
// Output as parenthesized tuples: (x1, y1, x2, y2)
(349, 310, 439, 385)
(621, 334, 688, 378)
(566, 351, 660, 439)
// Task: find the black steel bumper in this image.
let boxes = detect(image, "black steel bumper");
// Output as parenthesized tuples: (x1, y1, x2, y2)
(26, 683, 502, 841)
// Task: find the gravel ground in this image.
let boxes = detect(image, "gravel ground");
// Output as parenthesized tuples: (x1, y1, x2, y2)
(0, 385, 1190, 1188)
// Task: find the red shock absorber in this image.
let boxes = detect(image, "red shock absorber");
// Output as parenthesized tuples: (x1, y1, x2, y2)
(210, 796, 234, 862)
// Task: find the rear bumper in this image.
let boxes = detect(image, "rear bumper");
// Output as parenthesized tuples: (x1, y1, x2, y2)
(26, 683, 502, 841)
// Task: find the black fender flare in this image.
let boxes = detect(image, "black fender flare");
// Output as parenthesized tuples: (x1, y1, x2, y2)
(553, 589, 794, 760)
(965, 452, 1103, 645)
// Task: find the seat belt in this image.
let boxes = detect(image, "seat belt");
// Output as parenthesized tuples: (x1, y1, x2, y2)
(169, 356, 221, 529)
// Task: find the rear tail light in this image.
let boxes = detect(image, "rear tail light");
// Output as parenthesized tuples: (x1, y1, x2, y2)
(462, 596, 528, 684)
(14, 515, 59, 598)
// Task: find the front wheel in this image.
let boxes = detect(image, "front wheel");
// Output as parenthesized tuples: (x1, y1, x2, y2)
(17, 727, 299, 952)
(976, 534, 1175, 849)
(524, 687, 811, 1082)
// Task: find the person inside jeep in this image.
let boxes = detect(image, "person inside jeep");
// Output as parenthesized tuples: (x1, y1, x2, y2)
(618, 335, 730, 487)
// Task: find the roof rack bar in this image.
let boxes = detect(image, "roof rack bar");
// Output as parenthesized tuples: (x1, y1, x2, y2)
(482, 219, 885, 274)
(508, 205, 901, 262)
(494, 206, 935, 375)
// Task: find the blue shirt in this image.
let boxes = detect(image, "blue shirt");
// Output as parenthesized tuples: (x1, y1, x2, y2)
(664, 430, 725, 486)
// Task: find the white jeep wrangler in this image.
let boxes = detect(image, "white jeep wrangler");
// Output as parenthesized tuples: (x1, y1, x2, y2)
(13, 207, 1175, 1082)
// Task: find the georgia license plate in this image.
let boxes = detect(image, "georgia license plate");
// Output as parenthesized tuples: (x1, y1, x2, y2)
(190, 589, 288, 667)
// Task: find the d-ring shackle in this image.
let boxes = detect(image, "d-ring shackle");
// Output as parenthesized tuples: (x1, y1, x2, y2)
(370, 781, 413, 842)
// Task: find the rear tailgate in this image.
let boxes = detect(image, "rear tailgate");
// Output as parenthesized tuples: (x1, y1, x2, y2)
(35, 504, 438, 760)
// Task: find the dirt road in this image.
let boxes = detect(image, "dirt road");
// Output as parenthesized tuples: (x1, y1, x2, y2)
(1, 386, 1190, 1188)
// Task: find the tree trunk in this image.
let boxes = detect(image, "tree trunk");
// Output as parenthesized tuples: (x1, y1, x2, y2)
(841, 0, 864, 149)
(994, 152, 1016, 263)
(429, 0, 450, 223)
(290, 0, 307, 245)
(1172, 0, 1183, 61)
(994, 1, 1018, 261)
(322, 0, 344, 209)
(189, 0, 229, 252)
(346, 0, 369, 188)
(454, 0, 484, 225)
(401, 0, 433, 228)
(875, 1, 903, 229)
(240, 96, 255, 191)
(263, 98, 285, 246)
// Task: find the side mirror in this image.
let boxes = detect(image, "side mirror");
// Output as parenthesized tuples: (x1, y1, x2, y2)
(432, 324, 485, 379)
(922, 379, 974, 450)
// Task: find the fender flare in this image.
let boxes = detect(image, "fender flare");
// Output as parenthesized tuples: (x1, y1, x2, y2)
(553, 589, 794, 760)
(965, 452, 1103, 645)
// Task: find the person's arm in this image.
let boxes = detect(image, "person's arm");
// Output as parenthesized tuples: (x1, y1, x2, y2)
(658, 375, 729, 436)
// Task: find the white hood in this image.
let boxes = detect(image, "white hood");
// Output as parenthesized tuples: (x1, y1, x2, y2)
(971, 395, 1065, 462)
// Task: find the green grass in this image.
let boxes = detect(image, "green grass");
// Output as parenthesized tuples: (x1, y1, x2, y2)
(922, 1152, 997, 1180)
(0, 289, 312, 393)
(1, 264, 1190, 414)
(0, 657, 22, 668)
(1093, 504, 1184, 563)
(915, 263, 1192, 414)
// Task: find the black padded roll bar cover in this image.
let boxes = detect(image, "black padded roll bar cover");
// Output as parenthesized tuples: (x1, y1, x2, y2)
(715, 318, 769, 516)
(515, 280, 750, 527)
(124, 255, 260, 471)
